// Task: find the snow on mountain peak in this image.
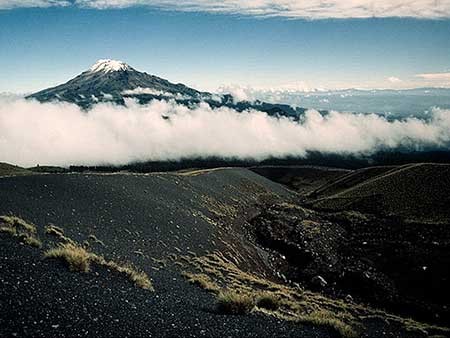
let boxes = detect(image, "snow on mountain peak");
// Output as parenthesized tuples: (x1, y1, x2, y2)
(90, 59, 131, 73)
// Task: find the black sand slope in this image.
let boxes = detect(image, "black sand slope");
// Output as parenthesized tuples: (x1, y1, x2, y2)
(0, 169, 329, 338)
(1, 237, 328, 338)
(1, 167, 448, 337)
(0, 169, 292, 260)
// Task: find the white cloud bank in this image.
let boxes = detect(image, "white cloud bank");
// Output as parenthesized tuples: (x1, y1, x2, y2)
(2, 0, 450, 19)
(417, 72, 450, 80)
(415, 72, 450, 88)
(0, 0, 69, 9)
(1, 97, 450, 167)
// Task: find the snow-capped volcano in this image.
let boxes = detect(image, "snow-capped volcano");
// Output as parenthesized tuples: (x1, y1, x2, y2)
(28, 59, 211, 108)
(27, 59, 304, 117)
(89, 59, 133, 73)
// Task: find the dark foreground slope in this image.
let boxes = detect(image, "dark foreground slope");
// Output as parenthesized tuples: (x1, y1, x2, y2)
(0, 168, 447, 337)
(0, 169, 322, 338)
(249, 163, 450, 328)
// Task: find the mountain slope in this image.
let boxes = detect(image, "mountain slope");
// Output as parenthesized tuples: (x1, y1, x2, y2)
(27, 59, 306, 117)
(1, 168, 443, 337)
(0, 162, 32, 177)
(248, 164, 450, 326)
(310, 163, 450, 222)
(27, 59, 211, 108)
(250, 165, 350, 195)
(0, 169, 328, 338)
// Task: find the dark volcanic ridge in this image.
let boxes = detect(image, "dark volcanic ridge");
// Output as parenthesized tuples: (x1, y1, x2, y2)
(309, 163, 450, 222)
(40, 150, 450, 176)
(1, 166, 449, 337)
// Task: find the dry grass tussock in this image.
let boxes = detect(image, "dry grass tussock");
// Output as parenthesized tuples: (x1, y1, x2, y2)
(45, 242, 153, 290)
(45, 224, 75, 244)
(255, 292, 281, 311)
(181, 271, 219, 292)
(45, 242, 91, 272)
(216, 290, 255, 315)
(0, 215, 42, 248)
(297, 311, 357, 338)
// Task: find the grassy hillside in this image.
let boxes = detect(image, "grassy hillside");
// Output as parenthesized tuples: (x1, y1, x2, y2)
(310, 163, 450, 222)
(309, 165, 397, 199)
(250, 166, 350, 195)
(0, 162, 32, 177)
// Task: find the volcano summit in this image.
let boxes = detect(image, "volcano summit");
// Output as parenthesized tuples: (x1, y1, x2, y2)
(28, 59, 213, 108)
(27, 59, 303, 116)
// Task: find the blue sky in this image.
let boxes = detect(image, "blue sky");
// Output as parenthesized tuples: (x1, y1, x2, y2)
(1, 1, 450, 93)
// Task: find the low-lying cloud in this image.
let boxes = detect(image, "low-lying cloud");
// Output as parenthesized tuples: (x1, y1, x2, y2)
(416, 72, 450, 87)
(1, 96, 450, 167)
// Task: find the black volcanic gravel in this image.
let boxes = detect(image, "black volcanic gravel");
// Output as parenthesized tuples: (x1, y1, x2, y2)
(0, 169, 433, 337)
(0, 170, 331, 337)
(0, 237, 331, 338)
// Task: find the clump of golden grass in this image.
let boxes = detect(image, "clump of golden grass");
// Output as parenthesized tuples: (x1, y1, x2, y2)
(0, 226, 17, 236)
(0, 215, 37, 233)
(0, 215, 42, 248)
(44, 224, 64, 235)
(19, 234, 43, 248)
(98, 258, 153, 290)
(45, 224, 75, 244)
(297, 311, 357, 338)
(182, 271, 219, 292)
(255, 292, 280, 311)
(216, 290, 254, 315)
(44, 242, 153, 290)
(45, 242, 91, 272)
